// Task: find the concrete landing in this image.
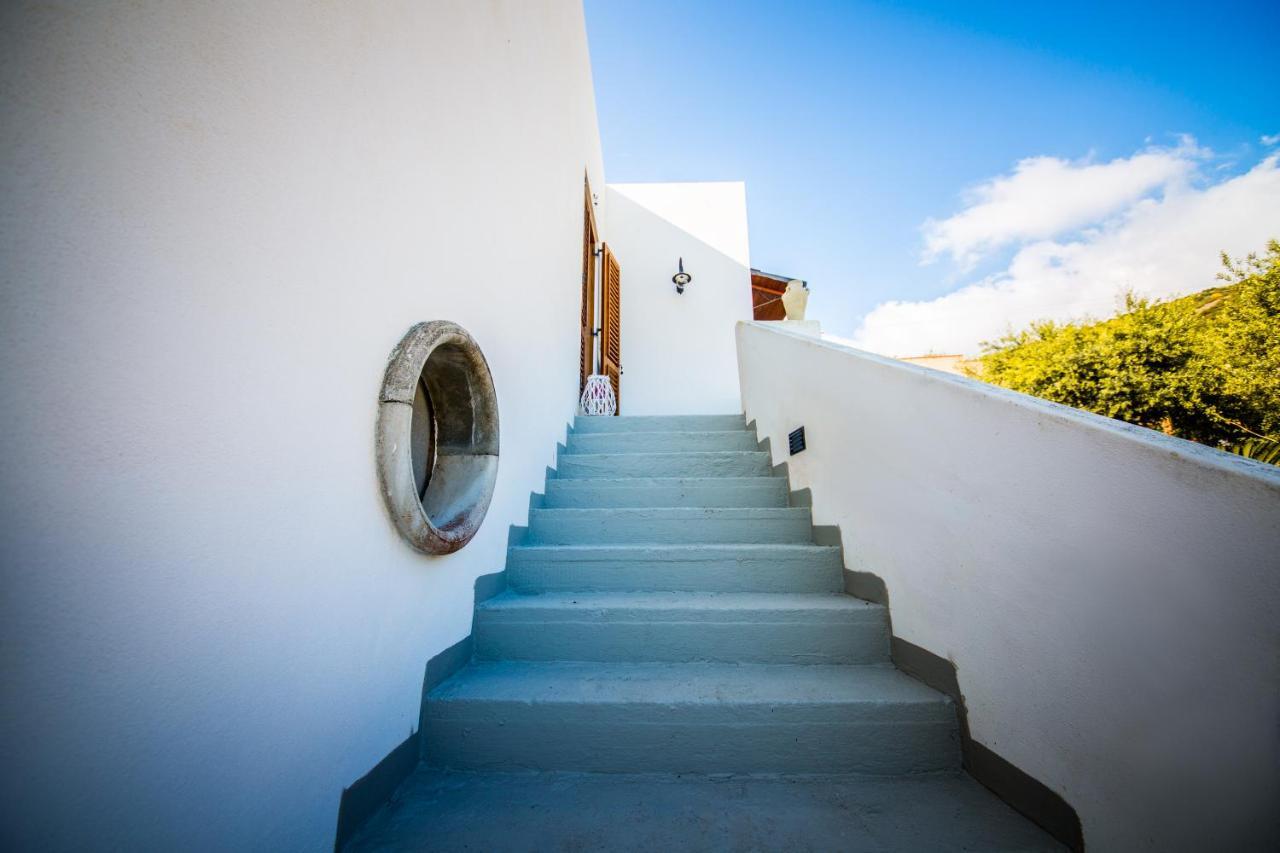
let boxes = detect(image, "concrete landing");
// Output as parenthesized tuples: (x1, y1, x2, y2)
(344, 768, 1065, 852)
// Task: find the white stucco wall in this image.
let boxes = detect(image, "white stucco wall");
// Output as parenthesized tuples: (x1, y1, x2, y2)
(737, 321, 1280, 852)
(605, 182, 752, 415)
(0, 2, 604, 849)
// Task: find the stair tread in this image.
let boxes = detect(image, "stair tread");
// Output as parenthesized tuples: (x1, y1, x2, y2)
(431, 661, 949, 710)
(530, 506, 807, 518)
(577, 414, 743, 420)
(557, 450, 771, 479)
(478, 590, 881, 615)
(474, 591, 889, 664)
(507, 543, 844, 593)
(547, 476, 785, 486)
(510, 542, 839, 555)
(527, 506, 811, 545)
(569, 429, 752, 438)
(573, 414, 745, 429)
(566, 431, 760, 455)
(563, 450, 768, 457)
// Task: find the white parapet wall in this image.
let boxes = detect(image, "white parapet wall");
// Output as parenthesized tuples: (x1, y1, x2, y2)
(605, 182, 753, 415)
(736, 320, 1280, 852)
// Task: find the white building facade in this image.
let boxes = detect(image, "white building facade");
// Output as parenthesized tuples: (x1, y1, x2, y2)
(0, 2, 748, 848)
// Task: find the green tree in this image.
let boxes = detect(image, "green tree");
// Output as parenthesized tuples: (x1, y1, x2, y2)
(971, 241, 1280, 461)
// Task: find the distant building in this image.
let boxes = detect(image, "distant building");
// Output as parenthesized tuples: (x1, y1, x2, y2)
(899, 353, 981, 377)
(750, 268, 803, 320)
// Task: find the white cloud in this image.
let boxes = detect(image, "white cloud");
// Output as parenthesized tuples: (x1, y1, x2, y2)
(1262, 133, 1280, 147)
(853, 155, 1280, 357)
(921, 138, 1204, 268)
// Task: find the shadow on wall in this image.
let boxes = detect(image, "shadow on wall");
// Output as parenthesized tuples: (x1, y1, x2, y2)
(332, 563, 509, 851)
(774, 475, 1083, 852)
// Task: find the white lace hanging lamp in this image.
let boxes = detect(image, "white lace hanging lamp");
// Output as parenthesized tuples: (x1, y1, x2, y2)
(579, 291, 617, 416)
(579, 374, 617, 416)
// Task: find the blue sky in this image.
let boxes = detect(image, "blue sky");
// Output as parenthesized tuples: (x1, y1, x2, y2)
(584, 0, 1280, 353)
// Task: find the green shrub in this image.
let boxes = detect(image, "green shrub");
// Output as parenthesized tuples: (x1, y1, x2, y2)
(972, 240, 1280, 463)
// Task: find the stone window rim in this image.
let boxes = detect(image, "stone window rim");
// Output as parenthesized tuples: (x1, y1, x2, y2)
(375, 320, 499, 555)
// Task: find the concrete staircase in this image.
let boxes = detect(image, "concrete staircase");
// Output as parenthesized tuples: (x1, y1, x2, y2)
(346, 415, 1063, 851)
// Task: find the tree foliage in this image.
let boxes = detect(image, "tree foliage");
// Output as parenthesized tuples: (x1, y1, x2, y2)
(971, 241, 1280, 461)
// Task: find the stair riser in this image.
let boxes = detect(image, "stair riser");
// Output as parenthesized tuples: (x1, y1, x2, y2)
(506, 552, 844, 593)
(543, 479, 789, 508)
(424, 712, 958, 774)
(474, 619, 890, 664)
(557, 453, 770, 479)
(567, 432, 758, 454)
(527, 516, 812, 545)
(572, 415, 746, 433)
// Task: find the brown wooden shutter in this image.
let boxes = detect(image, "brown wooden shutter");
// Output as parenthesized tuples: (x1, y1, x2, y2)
(580, 183, 598, 392)
(600, 243, 622, 412)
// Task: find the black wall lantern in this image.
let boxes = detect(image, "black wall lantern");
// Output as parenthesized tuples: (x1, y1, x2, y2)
(672, 257, 692, 294)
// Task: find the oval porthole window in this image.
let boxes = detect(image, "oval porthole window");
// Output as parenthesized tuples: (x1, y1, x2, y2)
(376, 321, 499, 554)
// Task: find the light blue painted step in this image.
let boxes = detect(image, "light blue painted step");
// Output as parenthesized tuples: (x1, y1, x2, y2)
(506, 544, 845, 593)
(474, 591, 890, 664)
(566, 430, 758, 454)
(345, 768, 1067, 853)
(424, 661, 959, 774)
(572, 414, 746, 434)
(557, 451, 771, 479)
(543, 477, 789, 508)
(527, 507, 812, 545)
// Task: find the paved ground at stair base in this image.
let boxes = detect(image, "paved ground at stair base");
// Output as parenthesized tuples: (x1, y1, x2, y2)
(345, 767, 1065, 852)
